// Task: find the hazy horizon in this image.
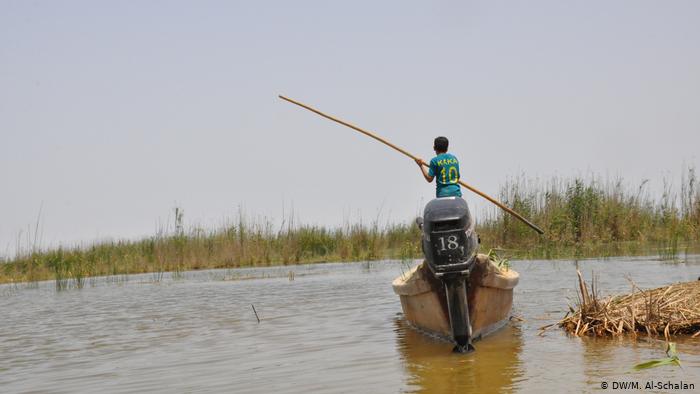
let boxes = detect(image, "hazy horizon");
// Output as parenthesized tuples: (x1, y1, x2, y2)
(2, 1, 699, 257)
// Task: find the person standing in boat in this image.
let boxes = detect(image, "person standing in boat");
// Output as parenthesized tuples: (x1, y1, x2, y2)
(415, 136, 462, 198)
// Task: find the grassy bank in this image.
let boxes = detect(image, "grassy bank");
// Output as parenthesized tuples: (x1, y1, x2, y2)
(0, 213, 422, 285)
(477, 169, 700, 259)
(2, 170, 699, 286)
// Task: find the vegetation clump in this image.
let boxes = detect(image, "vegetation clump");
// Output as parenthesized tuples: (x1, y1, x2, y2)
(0, 210, 420, 286)
(477, 168, 700, 259)
(559, 271, 700, 338)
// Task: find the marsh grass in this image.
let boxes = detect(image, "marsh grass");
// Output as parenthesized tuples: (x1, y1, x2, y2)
(477, 169, 700, 260)
(2, 169, 699, 285)
(1, 207, 421, 286)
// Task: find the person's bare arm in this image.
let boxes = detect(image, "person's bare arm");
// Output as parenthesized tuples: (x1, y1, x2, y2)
(415, 158, 434, 183)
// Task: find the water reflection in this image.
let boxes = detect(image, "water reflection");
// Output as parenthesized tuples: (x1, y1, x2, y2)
(395, 318, 524, 393)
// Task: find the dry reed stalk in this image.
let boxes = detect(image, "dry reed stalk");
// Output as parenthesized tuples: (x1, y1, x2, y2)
(559, 274, 700, 338)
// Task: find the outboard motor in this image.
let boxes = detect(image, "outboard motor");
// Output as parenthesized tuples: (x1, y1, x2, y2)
(416, 197, 479, 353)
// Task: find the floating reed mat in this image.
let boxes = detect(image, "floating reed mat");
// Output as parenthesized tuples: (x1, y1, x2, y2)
(557, 271, 700, 339)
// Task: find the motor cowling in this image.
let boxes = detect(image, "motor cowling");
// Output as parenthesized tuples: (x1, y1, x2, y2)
(418, 197, 478, 277)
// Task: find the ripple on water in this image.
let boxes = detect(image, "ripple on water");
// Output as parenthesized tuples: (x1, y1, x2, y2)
(1, 258, 699, 393)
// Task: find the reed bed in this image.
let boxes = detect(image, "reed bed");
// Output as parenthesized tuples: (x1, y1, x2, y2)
(0, 214, 421, 286)
(2, 169, 699, 286)
(559, 272, 700, 339)
(478, 168, 700, 260)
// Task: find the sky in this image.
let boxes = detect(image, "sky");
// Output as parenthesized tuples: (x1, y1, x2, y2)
(1, 0, 699, 256)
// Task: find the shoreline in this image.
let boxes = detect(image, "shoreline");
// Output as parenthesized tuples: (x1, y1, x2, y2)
(2, 236, 698, 286)
(4, 171, 699, 286)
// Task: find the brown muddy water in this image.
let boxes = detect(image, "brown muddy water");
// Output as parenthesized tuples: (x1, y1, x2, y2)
(1, 257, 700, 393)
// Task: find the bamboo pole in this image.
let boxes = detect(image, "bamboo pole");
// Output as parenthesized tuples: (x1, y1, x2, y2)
(279, 95, 545, 235)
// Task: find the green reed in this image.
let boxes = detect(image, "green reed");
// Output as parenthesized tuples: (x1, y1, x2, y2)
(2, 169, 699, 285)
(477, 168, 700, 260)
(0, 207, 422, 285)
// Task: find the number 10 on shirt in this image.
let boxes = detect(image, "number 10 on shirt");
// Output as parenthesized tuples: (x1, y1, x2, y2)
(441, 166, 459, 184)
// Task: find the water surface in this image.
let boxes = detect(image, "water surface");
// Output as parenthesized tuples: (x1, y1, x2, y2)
(1, 257, 699, 393)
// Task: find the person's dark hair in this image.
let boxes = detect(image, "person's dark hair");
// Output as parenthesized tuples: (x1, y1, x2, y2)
(433, 136, 449, 152)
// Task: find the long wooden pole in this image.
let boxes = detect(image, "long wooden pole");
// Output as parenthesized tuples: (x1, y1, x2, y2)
(279, 95, 544, 235)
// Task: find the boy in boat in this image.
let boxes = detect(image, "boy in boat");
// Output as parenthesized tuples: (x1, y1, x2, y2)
(415, 136, 462, 198)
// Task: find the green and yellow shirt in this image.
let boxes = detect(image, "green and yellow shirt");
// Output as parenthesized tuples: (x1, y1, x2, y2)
(428, 153, 462, 197)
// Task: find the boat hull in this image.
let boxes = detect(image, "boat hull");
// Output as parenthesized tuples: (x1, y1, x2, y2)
(392, 254, 519, 340)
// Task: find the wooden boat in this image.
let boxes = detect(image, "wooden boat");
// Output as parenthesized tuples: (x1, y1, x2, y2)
(393, 254, 519, 341)
(392, 197, 519, 351)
